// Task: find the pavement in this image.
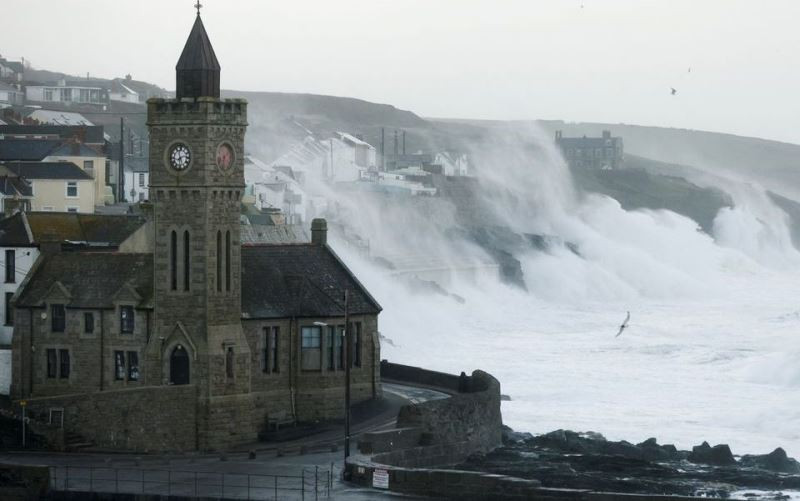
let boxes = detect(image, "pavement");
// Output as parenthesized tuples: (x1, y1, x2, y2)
(0, 383, 448, 500)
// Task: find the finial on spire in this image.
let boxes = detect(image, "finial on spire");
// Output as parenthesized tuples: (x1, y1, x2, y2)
(195, 0, 202, 16)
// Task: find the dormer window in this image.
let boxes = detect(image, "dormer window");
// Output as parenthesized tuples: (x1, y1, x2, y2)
(120, 306, 135, 334)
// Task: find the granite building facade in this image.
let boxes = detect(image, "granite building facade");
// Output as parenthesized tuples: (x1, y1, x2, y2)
(9, 12, 381, 452)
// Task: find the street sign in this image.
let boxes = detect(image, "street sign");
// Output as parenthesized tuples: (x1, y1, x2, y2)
(372, 468, 389, 489)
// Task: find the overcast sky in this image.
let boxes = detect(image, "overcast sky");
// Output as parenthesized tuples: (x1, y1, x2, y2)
(4, 0, 800, 143)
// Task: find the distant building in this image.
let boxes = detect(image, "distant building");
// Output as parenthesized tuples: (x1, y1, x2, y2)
(25, 79, 108, 106)
(555, 130, 624, 170)
(26, 110, 94, 126)
(0, 57, 24, 83)
(0, 82, 24, 108)
(122, 156, 149, 202)
(0, 162, 95, 212)
(109, 79, 140, 104)
(0, 124, 105, 146)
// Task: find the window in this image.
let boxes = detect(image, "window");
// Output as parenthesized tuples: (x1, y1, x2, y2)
(44, 88, 53, 101)
(225, 230, 231, 292)
(4, 292, 13, 326)
(60, 88, 72, 102)
(114, 351, 125, 380)
(138, 173, 145, 187)
(5, 249, 15, 283)
(84, 312, 94, 334)
(120, 306, 134, 334)
(66, 181, 78, 198)
(183, 230, 190, 291)
(66, 207, 78, 213)
(46, 349, 57, 378)
(127, 351, 139, 381)
(216, 231, 222, 292)
(300, 326, 322, 371)
(51, 304, 65, 332)
(59, 349, 70, 379)
(83, 160, 94, 171)
(170, 231, 178, 291)
(263, 327, 279, 374)
(226, 347, 234, 379)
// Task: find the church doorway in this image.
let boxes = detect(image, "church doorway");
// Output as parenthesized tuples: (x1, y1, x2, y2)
(170, 345, 190, 385)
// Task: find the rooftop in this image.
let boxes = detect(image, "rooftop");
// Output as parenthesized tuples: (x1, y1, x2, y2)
(1, 161, 92, 180)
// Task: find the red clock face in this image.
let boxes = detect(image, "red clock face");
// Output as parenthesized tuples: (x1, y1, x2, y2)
(216, 144, 234, 171)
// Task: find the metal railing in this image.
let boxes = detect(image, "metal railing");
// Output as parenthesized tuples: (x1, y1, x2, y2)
(50, 464, 333, 500)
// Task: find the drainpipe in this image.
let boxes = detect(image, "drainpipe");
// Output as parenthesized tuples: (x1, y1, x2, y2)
(27, 308, 33, 397)
(289, 317, 297, 421)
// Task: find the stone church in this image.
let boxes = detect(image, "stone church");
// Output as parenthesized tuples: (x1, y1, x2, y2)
(10, 12, 381, 452)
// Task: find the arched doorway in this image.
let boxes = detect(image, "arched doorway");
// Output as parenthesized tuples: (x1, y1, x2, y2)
(170, 345, 190, 385)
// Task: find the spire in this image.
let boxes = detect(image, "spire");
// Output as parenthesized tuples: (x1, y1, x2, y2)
(175, 13, 220, 100)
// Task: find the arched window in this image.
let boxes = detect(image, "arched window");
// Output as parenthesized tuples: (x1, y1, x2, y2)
(216, 231, 222, 292)
(170, 231, 177, 291)
(183, 230, 190, 291)
(225, 230, 231, 292)
(170, 345, 190, 385)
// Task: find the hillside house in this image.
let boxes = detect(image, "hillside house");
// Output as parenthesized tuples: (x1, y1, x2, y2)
(555, 130, 624, 170)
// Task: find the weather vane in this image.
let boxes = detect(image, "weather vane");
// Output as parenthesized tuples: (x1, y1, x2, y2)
(195, 0, 202, 15)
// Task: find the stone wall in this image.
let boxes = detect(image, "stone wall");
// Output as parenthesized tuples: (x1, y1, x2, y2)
(22, 384, 198, 452)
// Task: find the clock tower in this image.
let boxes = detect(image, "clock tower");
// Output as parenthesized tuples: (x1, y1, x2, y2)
(146, 10, 255, 449)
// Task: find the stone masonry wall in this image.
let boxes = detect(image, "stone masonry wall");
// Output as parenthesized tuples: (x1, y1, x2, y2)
(22, 384, 197, 452)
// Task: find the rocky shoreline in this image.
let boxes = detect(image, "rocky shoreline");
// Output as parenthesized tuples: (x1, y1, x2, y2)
(458, 428, 800, 500)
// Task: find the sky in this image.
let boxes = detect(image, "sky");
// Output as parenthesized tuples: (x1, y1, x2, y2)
(4, 0, 800, 144)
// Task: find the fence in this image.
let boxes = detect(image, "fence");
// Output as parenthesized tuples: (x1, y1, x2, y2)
(50, 465, 333, 500)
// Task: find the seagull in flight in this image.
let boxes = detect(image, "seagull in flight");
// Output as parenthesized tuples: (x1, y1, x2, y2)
(671, 87, 677, 96)
(616, 311, 631, 337)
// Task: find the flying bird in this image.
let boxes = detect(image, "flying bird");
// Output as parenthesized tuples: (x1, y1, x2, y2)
(616, 311, 631, 337)
(670, 87, 677, 96)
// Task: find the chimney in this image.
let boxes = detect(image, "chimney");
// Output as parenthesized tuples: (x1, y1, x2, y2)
(555, 130, 562, 141)
(602, 130, 611, 139)
(311, 218, 328, 246)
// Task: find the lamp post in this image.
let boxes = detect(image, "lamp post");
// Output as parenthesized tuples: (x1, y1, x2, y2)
(312, 288, 351, 462)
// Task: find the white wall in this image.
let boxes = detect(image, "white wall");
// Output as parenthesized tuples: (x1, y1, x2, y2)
(124, 170, 149, 202)
(0, 246, 39, 345)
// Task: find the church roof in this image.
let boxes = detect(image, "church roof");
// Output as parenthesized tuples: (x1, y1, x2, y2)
(241, 244, 382, 319)
(176, 15, 220, 72)
(16, 253, 154, 309)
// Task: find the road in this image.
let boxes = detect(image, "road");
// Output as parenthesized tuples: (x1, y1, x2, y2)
(0, 383, 448, 500)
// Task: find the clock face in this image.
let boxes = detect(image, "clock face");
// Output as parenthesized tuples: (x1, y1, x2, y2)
(216, 143, 234, 171)
(169, 143, 191, 171)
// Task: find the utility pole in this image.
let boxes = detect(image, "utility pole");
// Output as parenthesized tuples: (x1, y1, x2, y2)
(344, 289, 351, 460)
(119, 117, 125, 203)
(329, 139, 334, 181)
(402, 130, 406, 156)
(393, 130, 398, 158)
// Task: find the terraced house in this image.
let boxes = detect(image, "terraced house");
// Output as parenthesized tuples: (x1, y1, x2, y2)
(9, 11, 381, 452)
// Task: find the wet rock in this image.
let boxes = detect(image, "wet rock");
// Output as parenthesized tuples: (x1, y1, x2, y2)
(637, 437, 681, 461)
(740, 448, 800, 474)
(502, 427, 533, 445)
(688, 441, 737, 466)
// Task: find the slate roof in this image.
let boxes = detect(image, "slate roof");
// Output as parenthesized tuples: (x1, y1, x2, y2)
(241, 244, 382, 319)
(47, 142, 103, 158)
(177, 15, 221, 71)
(0, 139, 61, 161)
(0, 212, 32, 246)
(25, 212, 146, 245)
(0, 125, 105, 145)
(0, 171, 33, 198)
(16, 253, 154, 309)
(1, 161, 92, 180)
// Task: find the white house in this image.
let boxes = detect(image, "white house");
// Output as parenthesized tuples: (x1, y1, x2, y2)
(110, 79, 140, 104)
(122, 157, 149, 202)
(25, 79, 107, 106)
(0, 82, 24, 108)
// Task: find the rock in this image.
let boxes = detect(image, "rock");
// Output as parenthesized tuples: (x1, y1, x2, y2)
(502, 426, 533, 445)
(688, 442, 737, 466)
(637, 438, 678, 461)
(500, 394, 512, 401)
(740, 448, 800, 474)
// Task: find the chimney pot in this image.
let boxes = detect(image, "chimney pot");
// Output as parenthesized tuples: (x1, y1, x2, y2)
(311, 218, 328, 246)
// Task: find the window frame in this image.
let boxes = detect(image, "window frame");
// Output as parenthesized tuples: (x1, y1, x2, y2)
(114, 350, 125, 381)
(300, 326, 322, 371)
(4, 291, 13, 326)
(119, 305, 135, 334)
(65, 181, 79, 198)
(51, 304, 66, 333)
(127, 351, 139, 381)
(46, 348, 57, 378)
(83, 311, 94, 334)
(5, 249, 15, 283)
(58, 349, 70, 379)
